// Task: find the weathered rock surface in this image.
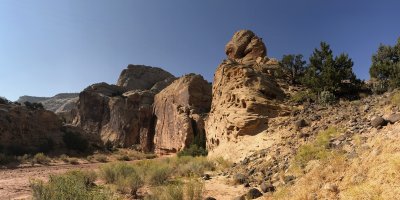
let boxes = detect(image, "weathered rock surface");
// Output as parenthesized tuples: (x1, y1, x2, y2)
(117, 65, 175, 91)
(153, 74, 211, 154)
(0, 104, 63, 154)
(206, 31, 285, 150)
(72, 82, 155, 151)
(225, 30, 267, 63)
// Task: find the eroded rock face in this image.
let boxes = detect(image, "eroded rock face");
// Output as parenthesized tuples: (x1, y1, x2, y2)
(225, 30, 267, 63)
(153, 74, 212, 154)
(0, 104, 63, 154)
(206, 30, 285, 150)
(117, 65, 175, 91)
(73, 83, 155, 151)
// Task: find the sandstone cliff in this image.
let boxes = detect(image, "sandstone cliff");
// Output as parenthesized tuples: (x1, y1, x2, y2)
(72, 65, 176, 151)
(0, 103, 63, 154)
(206, 30, 286, 150)
(153, 74, 211, 154)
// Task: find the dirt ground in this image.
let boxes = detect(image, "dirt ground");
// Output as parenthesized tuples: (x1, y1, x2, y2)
(0, 161, 247, 200)
(0, 162, 104, 200)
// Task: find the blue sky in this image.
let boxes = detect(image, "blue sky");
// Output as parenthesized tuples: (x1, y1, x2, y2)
(1, 0, 400, 100)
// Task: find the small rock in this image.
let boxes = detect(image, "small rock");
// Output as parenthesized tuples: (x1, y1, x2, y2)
(260, 181, 275, 193)
(246, 188, 263, 199)
(295, 119, 307, 130)
(323, 183, 338, 193)
(205, 197, 217, 200)
(203, 174, 211, 180)
(371, 116, 387, 128)
(386, 113, 400, 124)
(244, 182, 250, 187)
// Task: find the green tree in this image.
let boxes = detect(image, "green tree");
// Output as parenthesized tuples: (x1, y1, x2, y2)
(280, 54, 306, 84)
(302, 42, 359, 96)
(369, 38, 400, 90)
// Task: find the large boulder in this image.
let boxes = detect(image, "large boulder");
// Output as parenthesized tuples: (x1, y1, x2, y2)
(117, 65, 175, 91)
(72, 82, 156, 151)
(225, 30, 267, 63)
(153, 74, 212, 154)
(0, 104, 63, 154)
(206, 30, 285, 150)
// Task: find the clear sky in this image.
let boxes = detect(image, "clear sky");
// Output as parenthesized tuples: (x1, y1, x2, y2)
(1, 0, 400, 100)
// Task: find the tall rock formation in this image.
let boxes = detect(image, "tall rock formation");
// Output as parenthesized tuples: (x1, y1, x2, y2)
(206, 30, 285, 150)
(72, 65, 175, 151)
(153, 74, 212, 154)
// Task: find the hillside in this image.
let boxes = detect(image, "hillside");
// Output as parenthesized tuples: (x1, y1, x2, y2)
(17, 93, 79, 113)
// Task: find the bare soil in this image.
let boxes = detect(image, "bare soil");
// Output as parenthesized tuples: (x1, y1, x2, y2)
(0, 162, 104, 200)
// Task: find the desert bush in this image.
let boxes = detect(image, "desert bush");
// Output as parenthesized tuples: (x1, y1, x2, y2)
(117, 154, 130, 161)
(30, 170, 114, 200)
(177, 144, 208, 157)
(95, 155, 108, 163)
(172, 156, 215, 177)
(17, 154, 30, 164)
(68, 158, 79, 165)
(100, 162, 143, 195)
(60, 154, 69, 163)
(0, 153, 16, 165)
(319, 90, 336, 105)
(290, 91, 317, 104)
(24, 101, 44, 110)
(294, 127, 340, 168)
(391, 90, 400, 106)
(184, 179, 204, 200)
(62, 131, 89, 152)
(146, 183, 184, 200)
(32, 153, 51, 165)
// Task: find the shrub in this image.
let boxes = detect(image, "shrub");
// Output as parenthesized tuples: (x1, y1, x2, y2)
(290, 91, 317, 104)
(68, 158, 79, 165)
(100, 162, 143, 195)
(184, 179, 204, 200)
(32, 153, 51, 165)
(60, 154, 69, 163)
(0, 153, 16, 165)
(0, 97, 11, 105)
(95, 155, 108, 163)
(147, 163, 172, 186)
(30, 170, 114, 200)
(177, 145, 208, 157)
(62, 131, 89, 152)
(24, 101, 44, 110)
(294, 127, 340, 168)
(391, 91, 400, 106)
(146, 183, 184, 200)
(172, 156, 215, 177)
(319, 91, 336, 105)
(117, 154, 130, 161)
